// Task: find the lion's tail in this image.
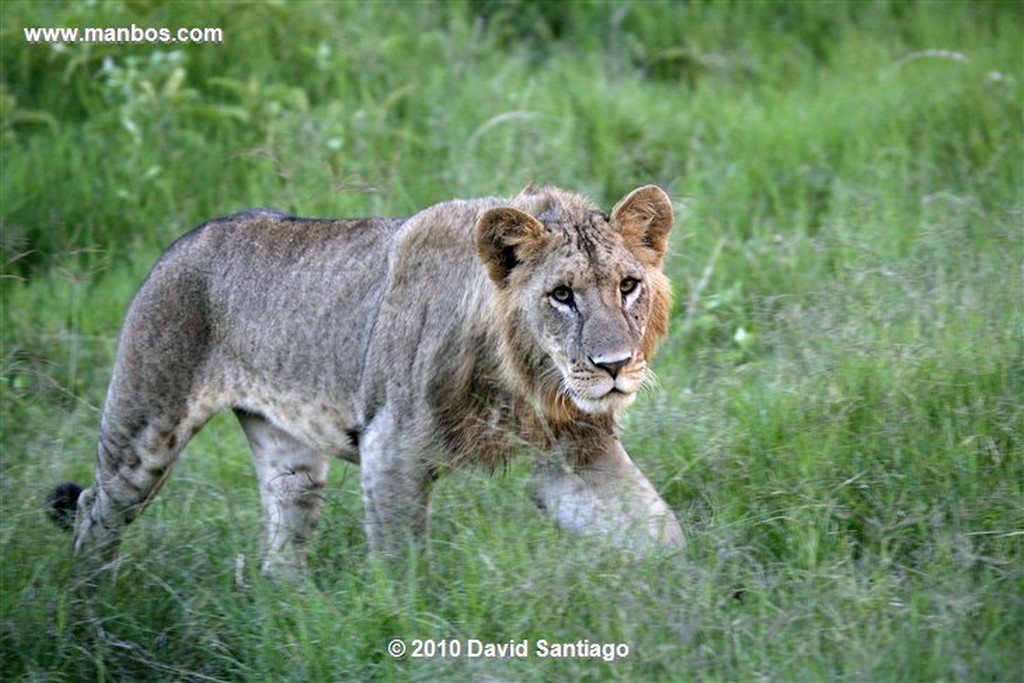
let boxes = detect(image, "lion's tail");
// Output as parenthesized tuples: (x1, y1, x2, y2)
(46, 482, 84, 532)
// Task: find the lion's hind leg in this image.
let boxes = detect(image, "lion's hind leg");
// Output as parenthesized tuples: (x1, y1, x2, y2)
(59, 405, 211, 581)
(51, 260, 223, 580)
(235, 411, 329, 579)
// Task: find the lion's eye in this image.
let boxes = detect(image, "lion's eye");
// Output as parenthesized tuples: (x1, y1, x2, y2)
(619, 278, 640, 295)
(550, 285, 575, 306)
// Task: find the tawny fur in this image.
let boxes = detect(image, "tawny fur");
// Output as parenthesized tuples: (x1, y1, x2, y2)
(51, 185, 683, 579)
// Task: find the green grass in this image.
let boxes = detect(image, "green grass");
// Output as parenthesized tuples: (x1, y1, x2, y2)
(2, 1, 1022, 680)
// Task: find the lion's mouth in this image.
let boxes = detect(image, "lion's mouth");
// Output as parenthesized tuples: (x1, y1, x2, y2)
(566, 384, 637, 415)
(556, 362, 646, 415)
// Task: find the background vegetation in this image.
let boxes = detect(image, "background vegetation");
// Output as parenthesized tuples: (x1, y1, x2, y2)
(2, 1, 1021, 680)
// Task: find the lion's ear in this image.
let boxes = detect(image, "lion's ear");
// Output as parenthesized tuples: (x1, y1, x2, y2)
(611, 185, 674, 264)
(475, 207, 546, 285)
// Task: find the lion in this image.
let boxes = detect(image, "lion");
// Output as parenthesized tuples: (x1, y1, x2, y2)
(47, 184, 684, 579)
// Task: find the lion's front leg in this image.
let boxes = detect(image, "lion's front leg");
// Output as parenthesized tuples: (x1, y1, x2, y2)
(359, 406, 435, 557)
(531, 439, 683, 553)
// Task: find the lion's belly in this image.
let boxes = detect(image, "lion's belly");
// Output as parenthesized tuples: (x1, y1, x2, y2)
(223, 376, 362, 463)
(266, 395, 359, 461)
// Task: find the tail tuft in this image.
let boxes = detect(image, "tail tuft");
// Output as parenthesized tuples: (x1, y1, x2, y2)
(46, 482, 84, 531)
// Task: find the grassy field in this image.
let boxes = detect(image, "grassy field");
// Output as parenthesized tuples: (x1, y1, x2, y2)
(2, 1, 1022, 680)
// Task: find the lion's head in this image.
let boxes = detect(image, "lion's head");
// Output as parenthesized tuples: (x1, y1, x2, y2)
(476, 185, 674, 420)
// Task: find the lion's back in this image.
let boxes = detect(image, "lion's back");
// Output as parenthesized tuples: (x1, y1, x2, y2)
(121, 211, 403, 410)
(131, 201, 501, 420)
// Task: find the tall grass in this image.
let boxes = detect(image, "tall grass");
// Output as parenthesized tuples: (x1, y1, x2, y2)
(2, 1, 1021, 680)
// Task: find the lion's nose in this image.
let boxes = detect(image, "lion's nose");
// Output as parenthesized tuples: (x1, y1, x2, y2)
(590, 352, 632, 378)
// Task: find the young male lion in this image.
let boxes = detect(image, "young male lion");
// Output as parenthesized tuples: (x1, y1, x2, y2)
(49, 184, 684, 578)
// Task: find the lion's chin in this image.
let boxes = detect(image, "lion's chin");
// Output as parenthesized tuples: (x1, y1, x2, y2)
(570, 389, 637, 415)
